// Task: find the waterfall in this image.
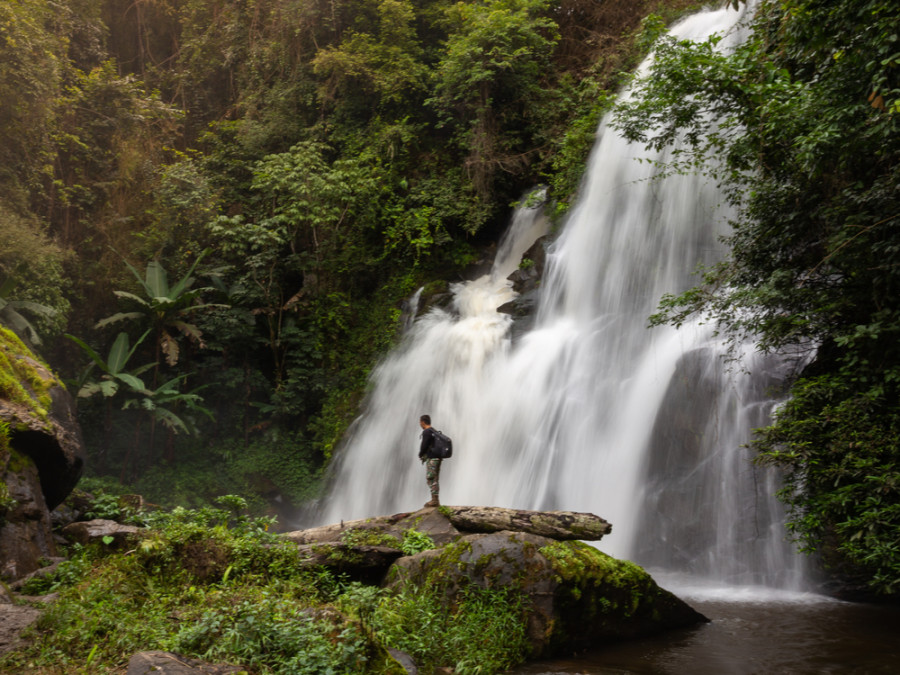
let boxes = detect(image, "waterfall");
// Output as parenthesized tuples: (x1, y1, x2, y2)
(316, 2, 809, 591)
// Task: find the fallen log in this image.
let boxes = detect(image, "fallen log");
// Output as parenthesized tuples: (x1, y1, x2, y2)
(444, 506, 611, 541)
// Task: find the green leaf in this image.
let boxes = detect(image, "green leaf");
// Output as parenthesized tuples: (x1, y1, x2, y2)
(115, 373, 147, 393)
(144, 260, 169, 298)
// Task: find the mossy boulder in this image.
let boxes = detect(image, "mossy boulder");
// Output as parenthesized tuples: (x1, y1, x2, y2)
(0, 327, 85, 579)
(0, 327, 85, 510)
(385, 531, 707, 659)
(289, 507, 704, 659)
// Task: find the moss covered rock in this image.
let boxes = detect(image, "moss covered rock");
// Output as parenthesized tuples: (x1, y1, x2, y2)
(385, 531, 707, 659)
(0, 327, 84, 510)
(0, 327, 85, 579)
(289, 507, 705, 659)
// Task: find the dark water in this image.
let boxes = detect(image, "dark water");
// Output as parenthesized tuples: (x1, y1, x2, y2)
(511, 588, 900, 675)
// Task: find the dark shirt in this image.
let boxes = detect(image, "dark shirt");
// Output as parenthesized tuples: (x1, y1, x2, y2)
(419, 427, 436, 460)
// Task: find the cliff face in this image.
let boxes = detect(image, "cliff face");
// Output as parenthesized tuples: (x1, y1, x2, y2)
(0, 328, 85, 579)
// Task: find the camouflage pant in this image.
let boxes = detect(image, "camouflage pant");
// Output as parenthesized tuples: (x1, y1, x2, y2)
(425, 458, 442, 499)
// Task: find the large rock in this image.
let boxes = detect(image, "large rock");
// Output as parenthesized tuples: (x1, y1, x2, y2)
(61, 519, 142, 548)
(283, 506, 609, 582)
(282, 507, 612, 583)
(0, 450, 58, 580)
(0, 328, 86, 580)
(0, 328, 85, 510)
(286, 507, 703, 659)
(385, 531, 708, 658)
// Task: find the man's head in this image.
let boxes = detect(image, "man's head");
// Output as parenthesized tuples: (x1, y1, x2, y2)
(419, 414, 431, 428)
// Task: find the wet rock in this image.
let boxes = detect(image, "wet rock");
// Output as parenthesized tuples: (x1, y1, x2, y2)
(61, 518, 142, 548)
(498, 234, 549, 341)
(506, 235, 548, 298)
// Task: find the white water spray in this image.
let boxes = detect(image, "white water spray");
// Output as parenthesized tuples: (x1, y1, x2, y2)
(316, 3, 808, 590)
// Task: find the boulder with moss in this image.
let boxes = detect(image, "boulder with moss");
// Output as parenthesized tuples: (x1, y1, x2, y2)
(0, 327, 86, 580)
(286, 506, 705, 659)
(385, 531, 706, 658)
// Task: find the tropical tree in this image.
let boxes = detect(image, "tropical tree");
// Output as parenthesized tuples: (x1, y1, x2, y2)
(96, 251, 225, 369)
(67, 330, 153, 473)
(429, 0, 560, 203)
(68, 330, 154, 401)
(68, 329, 213, 474)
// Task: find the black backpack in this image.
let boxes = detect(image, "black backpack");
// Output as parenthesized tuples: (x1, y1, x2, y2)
(432, 429, 453, 459)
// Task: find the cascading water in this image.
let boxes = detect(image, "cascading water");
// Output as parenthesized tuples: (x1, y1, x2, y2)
(316, 2, 809, 591)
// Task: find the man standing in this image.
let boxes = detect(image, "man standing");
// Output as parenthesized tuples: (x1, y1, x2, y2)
(418, 414, 441, 508)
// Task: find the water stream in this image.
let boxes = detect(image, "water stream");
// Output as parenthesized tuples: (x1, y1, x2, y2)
(311, 3, 900, 669)
(317, 0, 803, 589)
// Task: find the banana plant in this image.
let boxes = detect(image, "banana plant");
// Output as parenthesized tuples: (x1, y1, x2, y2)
(0, 275, 57, 346)
(124, 373, 214, 436)
(95, 250, 227, 367)
(66, 330, 154, 399)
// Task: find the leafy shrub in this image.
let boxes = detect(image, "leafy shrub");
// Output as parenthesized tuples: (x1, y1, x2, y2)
(755, 375, 900, 595)
(400, 529, 435, 556)
(169, 596, 371, 675)
(18, 547, 92, 595)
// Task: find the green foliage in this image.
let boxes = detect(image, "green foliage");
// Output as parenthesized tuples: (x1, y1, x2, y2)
(400, 529, 436, 556)
(429, 0, 559, 203)
(0, 0, 720, 520)
(18, 547, 93, 595)
(169, 596, 374, 675)
(0, 502, 344, 673)
(614, 0, 900, 594)
(0, 0, 65, 205)
(371, 584, 531, 675)
(754, 375, 900, 595)
(68, 330, 153, 400)
(84, 492, 127, 522)
(96, 251, 224, 368)
(0, 210, 69, 343)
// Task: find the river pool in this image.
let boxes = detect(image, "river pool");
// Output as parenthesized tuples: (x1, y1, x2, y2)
(510, 583, 900, 674)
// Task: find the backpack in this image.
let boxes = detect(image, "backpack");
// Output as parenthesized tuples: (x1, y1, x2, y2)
(432, 429, 453, 459)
